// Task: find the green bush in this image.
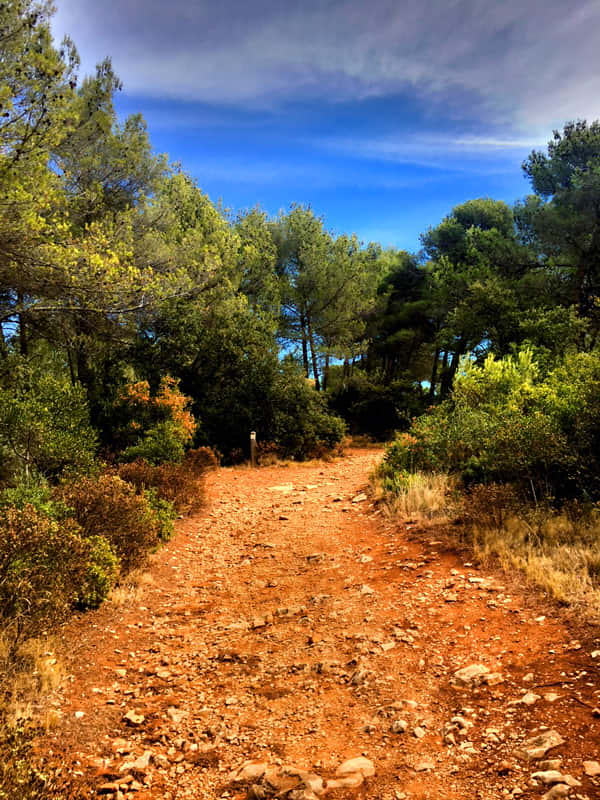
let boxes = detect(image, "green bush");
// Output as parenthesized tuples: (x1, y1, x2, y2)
(113, 377, 196, 464)
(382, 347, 600, 501)
(272, 365, 346, 460)
(0, 364, 97, 480)
(0, 506, 89, 652)
(327, 369, 426, 439)
(121, 420, 186, 465)
(58, 475, 161, 571)
(0, 480, 72, 521)
(77, 535, 120, 609)
(144, 489, 176, 541)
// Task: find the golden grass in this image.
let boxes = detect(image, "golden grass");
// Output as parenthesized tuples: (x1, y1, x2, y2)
(108, 569, 155, 606)
(471, 509, 600, 617)
(373, 469, 456, 522)
(0, 635, 64, 726)
(377, 466, 600, 618)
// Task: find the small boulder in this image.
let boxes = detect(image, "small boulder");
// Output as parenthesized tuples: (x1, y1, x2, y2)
(515, 730, 565, 761)
(335, 756, 375, 778)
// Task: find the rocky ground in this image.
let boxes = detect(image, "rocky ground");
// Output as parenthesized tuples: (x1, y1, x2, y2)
(35, 448, 600, 799)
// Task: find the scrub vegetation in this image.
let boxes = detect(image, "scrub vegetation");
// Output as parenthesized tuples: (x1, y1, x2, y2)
(1, 3, 600, 790)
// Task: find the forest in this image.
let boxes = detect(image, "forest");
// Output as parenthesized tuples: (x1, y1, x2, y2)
(1, 0, 600, 668)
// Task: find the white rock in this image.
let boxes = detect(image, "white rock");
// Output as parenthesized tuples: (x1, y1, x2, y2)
(414, 758, 435, 772)
(335, 756, 375, 778)
(451, 664, 490, 688)
(531, 770, 565, 785)
(166, 706, 187, 724)
(583, 760, 600, 777)
(120, 750, 152, 775)
(515, 730, 565, 761)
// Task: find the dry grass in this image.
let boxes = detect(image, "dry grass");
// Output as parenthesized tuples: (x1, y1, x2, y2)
(376, 465, 600, 618)
(108, 569, 155, 607)
(373, 469, 456, 522)
(471, 509, 600, 617)
(0, 636, 64, 726)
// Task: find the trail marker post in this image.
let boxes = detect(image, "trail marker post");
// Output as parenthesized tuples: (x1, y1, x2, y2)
(250, 431, 257, 467)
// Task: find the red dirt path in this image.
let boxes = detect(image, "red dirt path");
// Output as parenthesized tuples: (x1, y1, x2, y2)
(35, 448, 600, 799)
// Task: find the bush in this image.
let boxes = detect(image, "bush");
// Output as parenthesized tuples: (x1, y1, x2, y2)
(0, 506, 89, 652)
(144, 489, 176, 542)
(77, 535, 120, 609)
(184, 446, 219, 471)
(0, 724, 57, 800)
(114, 377, 196, 464)
(328, 370, 426, 439)
(58, 475, 161, 571)
(117, 454, 206, 515)
(0, 479, 73, 522)
(121, 420, 186, 465)
(271, 365, 346, 460)
(382, 348, 600, 502)
(0, 366, 97, 480)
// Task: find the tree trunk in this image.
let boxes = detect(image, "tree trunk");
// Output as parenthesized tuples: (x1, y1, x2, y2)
(0, 323, 7, 359)
(17, 293, 28, 356)
(322, 353, 330, 392)
(429, 347, 440, 402)
(441, 341, 464, 398)
(300, 312, 309, 378)
(306, 312, 321, 391)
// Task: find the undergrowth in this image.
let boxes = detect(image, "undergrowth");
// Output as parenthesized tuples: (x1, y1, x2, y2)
(375, 459, 600, 617)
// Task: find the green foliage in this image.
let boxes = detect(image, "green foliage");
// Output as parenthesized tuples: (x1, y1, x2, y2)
(382, 348, 600, 501)
(143, 489, 176, 542)
(521, 120, 600, 322)
(327, 368, 426, 439)
(121, 420, 186, 465)
(59, 475, 160, 571)
(271, 364, 346, 460)
(0, 480, 71, 521)
(77, 535, 119, 610)
(0, 361, 97, 480)
(114, 377, 196, 464)
(0, 505, 89, 651)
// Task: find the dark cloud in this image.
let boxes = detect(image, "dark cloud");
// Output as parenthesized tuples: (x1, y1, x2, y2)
(53, 0, 600, 130)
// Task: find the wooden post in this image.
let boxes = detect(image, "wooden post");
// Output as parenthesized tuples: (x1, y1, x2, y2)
(250, 431, 257, 467)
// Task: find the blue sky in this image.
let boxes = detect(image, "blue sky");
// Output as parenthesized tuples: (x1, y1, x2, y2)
(52, 0, 600, 250)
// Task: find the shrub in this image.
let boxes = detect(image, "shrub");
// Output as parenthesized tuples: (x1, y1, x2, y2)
(114, 377, 196, 464)
(77, 536, 120, 610)
(117, 447, 213, 514)
(58, 475, 161, 571)
(0, 724, 57, 800)
(0, 480, 72, 521)
(256, 441, 281, 465)
(271, 365, 346, 460)
(382, 347, 600, 502)
(0, 506, 89, 652)
(327, 370, 426, 439)
(0, 367, 97, 480)
(144, 490, 176, 542)
(184, 446, 219, 472)
(121, 420, 186, 465)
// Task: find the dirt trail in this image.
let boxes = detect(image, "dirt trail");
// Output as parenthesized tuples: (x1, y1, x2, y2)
(38, 448, 600, 799)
